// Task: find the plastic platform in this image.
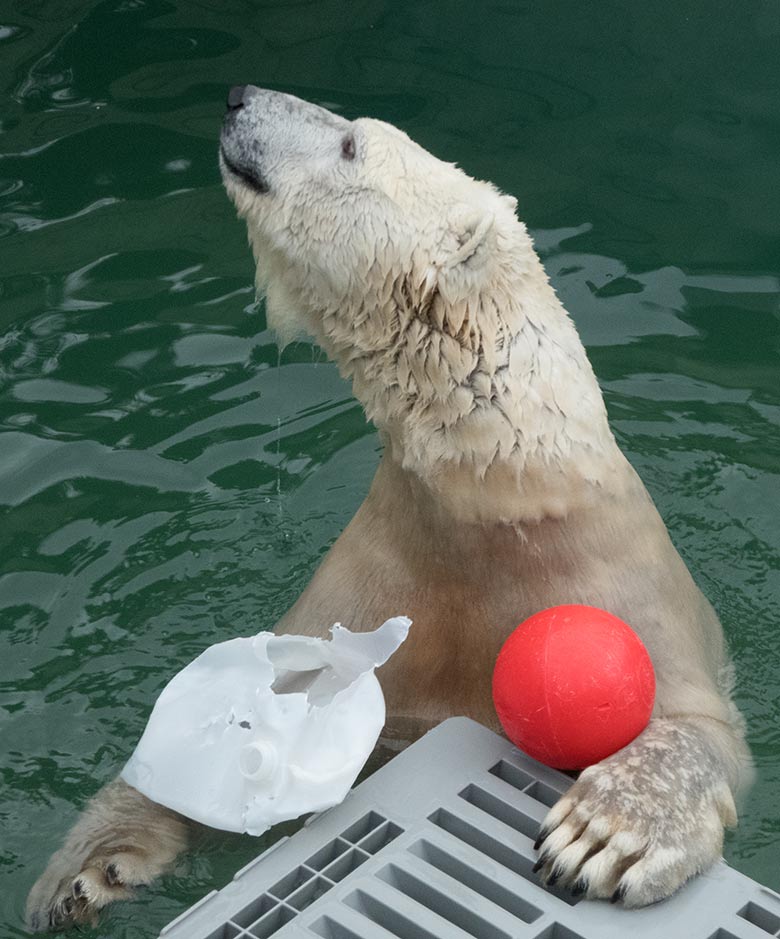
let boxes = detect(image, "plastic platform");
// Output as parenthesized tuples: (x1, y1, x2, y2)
(161, 717, 780, 939)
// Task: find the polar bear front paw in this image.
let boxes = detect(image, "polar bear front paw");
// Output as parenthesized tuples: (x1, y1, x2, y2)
(26, 778, 189, 931)
(533, 719, 738, 907)
(27, 849, 154, 931)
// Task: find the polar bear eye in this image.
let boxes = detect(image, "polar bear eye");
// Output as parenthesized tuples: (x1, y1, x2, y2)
(340, 134, 356, 161)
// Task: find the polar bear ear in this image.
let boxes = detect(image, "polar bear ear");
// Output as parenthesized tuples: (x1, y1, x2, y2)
(415, 210, 498, 314)
(430, 209, 497, 309)
(444, 211, 496, 273)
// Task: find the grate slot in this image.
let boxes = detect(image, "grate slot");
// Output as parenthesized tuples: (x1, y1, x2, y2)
(344, 888, 452, 939)
(459, 783, 539, 839)
(230, 893, 279, 939)
(705, 932, 742, 939)
(231, 894, 277, 929)
(310, 915, 378, 939)
(524, 780, 564, 809)
(205, 926, 244, 939)
(341, 811, 387, 843)
(376, 862, 513, 939)
(287, 875, 333, 912)
(531, 925, 587, 939)
(267, 865, 314, 900)
(243, 905, 295, 938)
(429, 807, 580, 906)
(306, 839, 352, 871)
(489, 759, 536, 791)
(737, 902, 780, 934)
(408, 838, 543, 924)
(358, 820, 404, 854)
(322, 847, 370, 882)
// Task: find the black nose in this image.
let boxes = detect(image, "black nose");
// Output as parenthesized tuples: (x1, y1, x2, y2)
(227, 85, 247, 110)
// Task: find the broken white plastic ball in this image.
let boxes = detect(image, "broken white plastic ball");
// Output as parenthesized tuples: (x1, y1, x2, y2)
(121, 617, 411, 835)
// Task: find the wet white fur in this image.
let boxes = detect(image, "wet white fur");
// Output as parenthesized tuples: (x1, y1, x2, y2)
(27, 90, 752, 927)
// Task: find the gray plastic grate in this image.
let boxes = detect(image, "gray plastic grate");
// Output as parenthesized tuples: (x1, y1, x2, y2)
(161, 717, 780, 939)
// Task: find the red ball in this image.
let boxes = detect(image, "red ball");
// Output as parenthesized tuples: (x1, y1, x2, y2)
(492, 605, 655, 770)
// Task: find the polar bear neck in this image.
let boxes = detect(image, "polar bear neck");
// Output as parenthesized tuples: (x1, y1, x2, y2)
(265, 230, 627, 523)
(310, 243, 626, 522)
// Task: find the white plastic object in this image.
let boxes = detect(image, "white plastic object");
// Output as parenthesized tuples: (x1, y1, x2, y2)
(121, 617, 411, 835)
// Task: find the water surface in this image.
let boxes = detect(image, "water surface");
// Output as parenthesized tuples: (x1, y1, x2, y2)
(1, 2, 778, 936)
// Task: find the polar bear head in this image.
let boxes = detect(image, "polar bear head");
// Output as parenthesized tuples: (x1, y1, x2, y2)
(219, 86, 525, 348)
(220, 87, 611, 493)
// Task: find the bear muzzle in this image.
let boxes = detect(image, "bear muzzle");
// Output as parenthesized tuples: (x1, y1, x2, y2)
(220, 87, 270, 195)
(219, 143, 269, 196)
(219, 86, 354, 201)
(227, 84, 248, 110)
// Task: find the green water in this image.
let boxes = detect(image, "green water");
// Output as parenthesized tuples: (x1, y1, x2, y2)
(1, 1, 778, 935)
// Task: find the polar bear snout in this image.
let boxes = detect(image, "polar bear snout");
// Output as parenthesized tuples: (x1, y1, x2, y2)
(220, 87, 354, 204)
(220, 86, 271, 196)
(226, 84, 249, 111)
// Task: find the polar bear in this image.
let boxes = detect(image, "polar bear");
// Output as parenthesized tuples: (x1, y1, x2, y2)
(27, 87, 751, 929)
